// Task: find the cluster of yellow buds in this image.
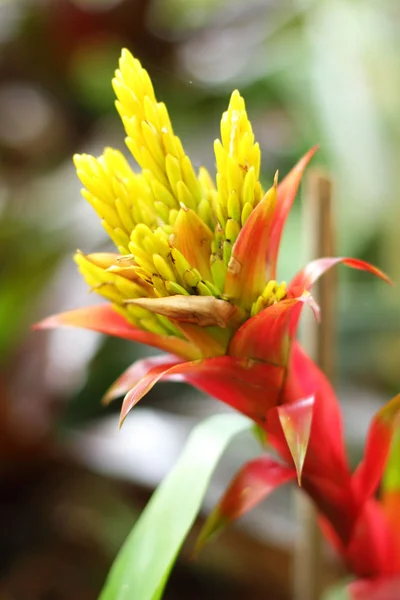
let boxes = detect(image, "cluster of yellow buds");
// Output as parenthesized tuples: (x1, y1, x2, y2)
(74, 49, 287, 341)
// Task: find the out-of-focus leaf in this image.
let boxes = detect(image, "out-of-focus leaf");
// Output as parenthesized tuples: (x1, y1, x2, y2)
(0, 220, 65, 361)
(99, 413, 252, 600)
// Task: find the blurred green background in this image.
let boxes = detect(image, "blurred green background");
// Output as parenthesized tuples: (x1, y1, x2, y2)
(0, 0, 399, 598)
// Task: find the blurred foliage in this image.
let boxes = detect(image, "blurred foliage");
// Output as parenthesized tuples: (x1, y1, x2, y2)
(0, 219, 65, 362)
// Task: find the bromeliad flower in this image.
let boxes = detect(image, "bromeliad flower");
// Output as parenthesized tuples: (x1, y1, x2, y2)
(37, 49, 388, 435)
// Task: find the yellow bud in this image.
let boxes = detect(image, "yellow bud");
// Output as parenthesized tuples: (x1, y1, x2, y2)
(143, 95, 160, 129)
(210, 255, 227, 291)
(170, 247, 191, 280)
(176, 180, 196, 211)
(276, 281, 287, 301)
(223, 240, 232, 265)
(181, 155, 201, 202)
(262, 279, 277, 299)
(165, 281, 189, 296)
(225, 218, 240, 244)
(141, 120, 165, 167)
(226, 155, 242, 197)
(151, 179, 178, 209)
(115, 198, 135, 233)
(102, 222, 130, 252)
(165, 154, 182, 195)
(169, 209, 178, 226)
(241, 202, 253, 226)
(242, 166, 256, 209)
(152, 274, 168, 296)
(140, 317, 168, 335)
(183, 269, 201, 288)
(153, 253, 176, 282)
(196, 281, 213, 296)
(140, 146, 169, 188)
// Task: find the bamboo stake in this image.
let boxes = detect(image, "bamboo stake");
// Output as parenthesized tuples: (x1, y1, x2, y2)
(292, 169, 336, 600)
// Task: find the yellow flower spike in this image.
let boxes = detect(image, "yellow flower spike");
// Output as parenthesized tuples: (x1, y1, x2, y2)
(63, 48, 321, 353)
(74, 149, 160, 254)
(213, 89, 264, 272)
(114, 49, 204, 217)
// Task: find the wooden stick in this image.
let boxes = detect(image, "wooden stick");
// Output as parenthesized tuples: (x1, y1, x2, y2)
(292, 169, 336, 600)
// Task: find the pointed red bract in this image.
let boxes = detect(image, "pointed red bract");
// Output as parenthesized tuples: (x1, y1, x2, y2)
(103, 354, 183, 405)
(223, 184, 277, 310)
(173, 207, 214, 281)
(276, 397, 314, 485)
(229, 294, 317, 366)
(268, 146, 318, 278)
(119, 355, 286, 427)
(281, 343, 349, 480)
(35, 305, 199, 359)
(288, 257, 391, 294)
(352, 394, 400, 504)
(196, 454, 296, 551)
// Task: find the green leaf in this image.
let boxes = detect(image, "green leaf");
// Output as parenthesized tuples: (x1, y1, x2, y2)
(99, 413, 251, 600)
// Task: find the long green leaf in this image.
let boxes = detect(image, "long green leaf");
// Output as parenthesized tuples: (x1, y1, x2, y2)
(99, 413, 251, 600)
